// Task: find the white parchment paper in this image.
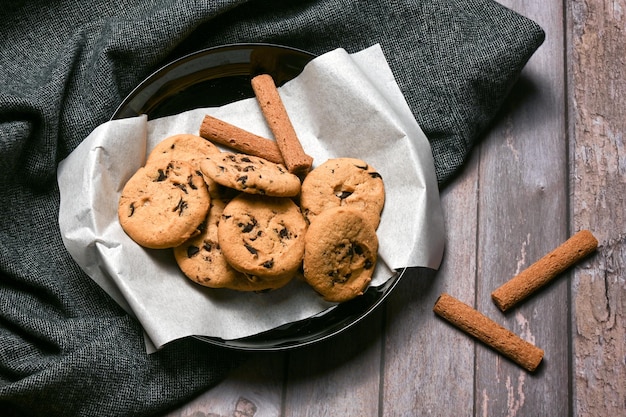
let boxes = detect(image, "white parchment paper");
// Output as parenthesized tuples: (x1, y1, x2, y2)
(57, 45, 445, 352)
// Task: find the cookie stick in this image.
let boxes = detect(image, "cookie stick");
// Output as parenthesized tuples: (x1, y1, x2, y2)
(491, 230, 598, 312)
(251, 74, 313, 176)
(199, 114, 285, 165)
(433, 293, 544, 372)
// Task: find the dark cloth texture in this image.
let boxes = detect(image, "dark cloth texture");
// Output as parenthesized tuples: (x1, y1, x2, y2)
(0, 0, 544, 416)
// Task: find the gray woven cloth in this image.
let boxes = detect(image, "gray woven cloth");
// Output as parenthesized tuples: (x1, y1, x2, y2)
(0, 1, 544, 415)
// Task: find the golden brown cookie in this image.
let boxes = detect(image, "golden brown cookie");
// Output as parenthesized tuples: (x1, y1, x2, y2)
(146, 133, 223, 203)
(146, 133, 220, 166)
(200, 153, 301, 197)
(218, 193, 307, 283)
(300, 158, 385, 229)
(118, 160, 210, 249)
(303, 206, 378, 302)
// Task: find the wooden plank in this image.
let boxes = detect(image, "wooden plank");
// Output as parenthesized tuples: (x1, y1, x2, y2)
(381, 150, 480, 416)
(282, 307, 384, 416)
(568, 0, 626, 415)
(474, 1, 569, 416)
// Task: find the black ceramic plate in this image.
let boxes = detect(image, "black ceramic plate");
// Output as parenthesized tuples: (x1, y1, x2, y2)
(112, 43, 406, 351)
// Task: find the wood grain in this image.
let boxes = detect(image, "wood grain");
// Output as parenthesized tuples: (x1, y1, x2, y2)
(382, 151, 479, 416)
(475, 1, 569, 415)
(569, 0, 626, 415)
(283, 308, 384, 416)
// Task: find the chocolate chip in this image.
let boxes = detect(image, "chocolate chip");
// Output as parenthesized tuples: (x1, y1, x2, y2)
(354, 163, 369, 170)
(262, 259, 274, 269)
(241, 157, 252, 163)
(364, 259, 373, 269)
(239, 217, 257, 233)
(186, 245, 200, 258)
(156, 169, 167, 181)
(278, 227, 290, 239)
(197, 219, 208, 233)
(187, 175, 198, 190)
(175, 183, 188, 193)
(203, 242, 213, 252)
(128, 202, 135, 217)
(174, 198, 188, 215)
(369, 172, 382, 180)
(353, 244, 364, 255)
(244, 243, 258, 255)
(336, 191, 352, 199)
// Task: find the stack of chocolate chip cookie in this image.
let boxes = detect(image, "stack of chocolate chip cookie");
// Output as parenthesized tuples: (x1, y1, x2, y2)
(300, 158, 384, 302)
(118, 74, 386, 302)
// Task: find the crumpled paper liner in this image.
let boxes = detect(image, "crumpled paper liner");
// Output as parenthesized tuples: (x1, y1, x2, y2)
(58, 45, 445, 352)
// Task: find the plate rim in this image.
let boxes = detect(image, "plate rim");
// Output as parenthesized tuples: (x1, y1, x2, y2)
(111, 42, 317, 120)
(193, 267, 407, 352)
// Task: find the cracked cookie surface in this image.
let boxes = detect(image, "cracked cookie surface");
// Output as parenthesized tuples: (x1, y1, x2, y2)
(300, 158, 384, 229)
(200, 152, 301, 197)
(118, 160, 210, 249)
(303, 206, 378, 302)
(218, 193, 307, 283)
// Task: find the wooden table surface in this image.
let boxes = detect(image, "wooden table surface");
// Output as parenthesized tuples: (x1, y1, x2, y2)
(164, 1, 626, 416)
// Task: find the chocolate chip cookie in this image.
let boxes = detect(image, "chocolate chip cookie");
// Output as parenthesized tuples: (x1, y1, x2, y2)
(118, 160, 210, 249)
(218, 193, 307, 283)
(200, 152, 301, 197)
(146, 133, 220, 166)
(303, 206, 378, 302)
(300, 158, 385, 229)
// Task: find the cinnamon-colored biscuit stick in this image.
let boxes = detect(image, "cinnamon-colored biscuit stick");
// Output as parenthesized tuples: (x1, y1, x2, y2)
(433, 293, 544, 372)
(199, 114, 285, 165)
(492, 230, 598, 312)
(251, 74, 313, 176)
